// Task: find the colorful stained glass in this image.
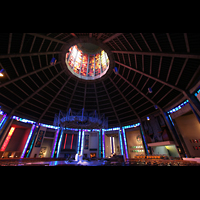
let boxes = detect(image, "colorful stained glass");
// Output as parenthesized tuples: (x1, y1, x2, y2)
(95, 53, 101, 76)
(101, 50, 107, 72)
(68, 45, 78, 69)
(66, 45, 109, 80)
(88, 55, 94, 77)
(73, 49, 83, 74)
(80, 53, 88, 77)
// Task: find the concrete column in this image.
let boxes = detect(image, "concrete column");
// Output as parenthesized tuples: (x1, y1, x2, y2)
(161, 110, 189, 158)
(0, 114, 14, 149)
(184, 91, 200, 119)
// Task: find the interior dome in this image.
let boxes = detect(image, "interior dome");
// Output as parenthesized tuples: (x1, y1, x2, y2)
(0, 33, 200, 128)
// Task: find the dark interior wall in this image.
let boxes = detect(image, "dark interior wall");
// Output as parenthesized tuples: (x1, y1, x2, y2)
(6, 127, 30, 151)
(174, 112, 200, 157)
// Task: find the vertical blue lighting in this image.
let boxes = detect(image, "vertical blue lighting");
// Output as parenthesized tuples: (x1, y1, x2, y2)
(102, 129, 105, 158)
(168, 115, 174, 126)
(122, 128, 128, 159)
(0, 114, 7, 130)
(118, 129, 124, 156)
(21, 124, 36, 158)
(77, 129, 82, 154)
(56, 128, 64, 158)
(140, 125, 149, 155)
(51, 128, 60, 158)
(80, 130, 85, 156)
(26, 125, 40, 158)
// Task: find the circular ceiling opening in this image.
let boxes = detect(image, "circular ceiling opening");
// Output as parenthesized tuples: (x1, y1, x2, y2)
(65, 43, 110, 80)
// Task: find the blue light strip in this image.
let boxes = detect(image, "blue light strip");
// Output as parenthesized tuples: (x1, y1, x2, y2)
(167, 100, 189, 114)
(51, 128, 60, 158)
(21, 124, 36, 158)
(26, 125, 40, 158)
(65, 127, 79, 131)
(39, 123, 59, 129)
(12, 115, 36, 124)
(0, 114, 7, 129)
(56, 128, 64, 158)
(194, 88, 200, 100)
(77, 129, 82, 154)
(122, 127, 128, 159)
(123, 123, 140, 129)
(140, 125, 149, 155)
(102, 129, 105, 158)
(118, 129, 123, 156)
(168, 114, 174, 126)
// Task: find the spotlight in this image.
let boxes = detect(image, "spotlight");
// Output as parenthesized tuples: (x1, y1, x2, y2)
(147, 116, 150, 121)
(154, 105, 158, 109)
(113, 67, 118, 74)
(50, 57, 57, 66)
(148, 87, 152, 93)
(0, 69, 5, 77)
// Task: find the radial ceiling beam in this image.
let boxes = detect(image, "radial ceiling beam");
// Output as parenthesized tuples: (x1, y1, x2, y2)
(11, 69, 66, 116)
(112, 50, 200, 60)
(115, 60, 184, 93)
(0, 61, 61, 88)
(97, 33, 103, 39)
(37, 75, 72, 123)
(102, 81, 121, 125)
(94, 83, 100, 116)
(117, 72, 158, 107)
(109, 77, 140, 120)
(103, 33, 123, 43)
(0, 51, 61, 59)
(27, 33, 67, 44)
(66, 81, 79, 111)
(83, 83, 87, 109)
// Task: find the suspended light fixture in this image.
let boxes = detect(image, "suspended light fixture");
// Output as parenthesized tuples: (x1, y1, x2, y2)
(148, 87, 152, 93)
(147, 116, 150, 121)
(50, 57, 57, 66)
(113, 67, 118, 74)
(0, 69, 5, 77)
(154, 105, 158, 109)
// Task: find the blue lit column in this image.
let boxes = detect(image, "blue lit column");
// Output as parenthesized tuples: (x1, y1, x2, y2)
(0, 113, 14, 149)
(121, 127, 128, 160)
(118, 129, 124, 156)
(51, 128, 60, 158)
(183, 91, 200, 122)
(56, 128, 64, 158)
(21, 123, 37, 158)
(102, 129, 105, 158)
(0, 111, 7, 131)
(26, 124, 40, 158)
(77, 129, 82, 155)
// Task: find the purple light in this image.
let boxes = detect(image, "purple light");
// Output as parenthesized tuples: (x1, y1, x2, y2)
(122, 128, 128, 159)
(21, 124, 36, 158)
(0, 114, 7, 128)
(51, 128, 60, 158)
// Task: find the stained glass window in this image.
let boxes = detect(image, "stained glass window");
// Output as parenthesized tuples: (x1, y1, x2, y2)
(66, 44, 109, 80)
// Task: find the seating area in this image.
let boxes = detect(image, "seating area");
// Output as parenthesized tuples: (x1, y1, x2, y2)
(125, 157, 200, 166)
(0, 157, 66, 166)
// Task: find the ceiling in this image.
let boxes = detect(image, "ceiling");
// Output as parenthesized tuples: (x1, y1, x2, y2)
(0, 33, 200, 127)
